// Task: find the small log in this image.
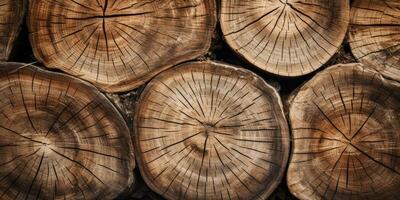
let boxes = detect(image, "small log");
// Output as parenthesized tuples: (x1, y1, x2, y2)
(28, 0, 216, 93)
(0, 63, 135, 199)
(288, 63, 400, 200)
(349, 0, 400, 81)
(134, 61, 290, 200)
(0, 0, 25, 61)
(220, 0, 349, 77)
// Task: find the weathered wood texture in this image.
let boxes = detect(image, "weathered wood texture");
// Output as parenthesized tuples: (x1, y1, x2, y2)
(134, 61, 290, 200)
(28, 0, 216, 93)
(220, 0, 350, 77)
(349, 0, 400, 81)
(0, 0, 25, 61)
(0, 63, 135, 199)
(288, 63, 400, 200)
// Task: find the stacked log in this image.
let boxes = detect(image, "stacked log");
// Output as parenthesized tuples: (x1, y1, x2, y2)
(28, 0, 216, 92)
(0, 0, 25, 61)
(220, 0, 349, 76)
(0, 63, 135, 199)
(134, 61, 290, 200)
(349, 0, 400, 81)
(288, 63, 400, 200)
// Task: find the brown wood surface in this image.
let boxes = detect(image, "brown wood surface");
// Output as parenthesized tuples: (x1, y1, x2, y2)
(220, 0, 349, 77)
(28, 0, 216, 93)
(287, 63, 400, 200)
(0, 63, 135, 199)
(0, 0, 25, 61)
(349, 0, 400, 81)
(134, 61, 290, 200)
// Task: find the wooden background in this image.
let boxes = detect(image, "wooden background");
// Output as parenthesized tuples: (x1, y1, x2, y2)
(6, 0, 358, 199)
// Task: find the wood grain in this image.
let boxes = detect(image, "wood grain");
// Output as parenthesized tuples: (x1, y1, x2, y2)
(288, 63, 400, 200)
(220, 0, 349, 77)
(0, 63, 135, 199)
(0, 0, 25, 61)
(349, 0, 400, 81)
(134, 61, 290, 200)
(28, 0, 216, 93)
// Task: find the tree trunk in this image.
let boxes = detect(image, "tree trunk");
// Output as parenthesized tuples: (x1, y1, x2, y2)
(220, 0, 349, 77)
(0, 63, 135, 199)
(287, 63, 400, 200)
(28, 0, 217, 93)
(349, 0, 400, 81)
(134, 61, 290, 200)
(0, 0, 25, 61)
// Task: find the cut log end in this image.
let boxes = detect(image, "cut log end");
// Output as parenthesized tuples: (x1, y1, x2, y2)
(28, 0, 217, 93)
(288, 63, 400, 200)
(349, 0, 400, 81)
(135, 61, 290, 200)
(0, 63, 135, 199)
(220, 0, 349, 77)
(0, 0, 25, 61)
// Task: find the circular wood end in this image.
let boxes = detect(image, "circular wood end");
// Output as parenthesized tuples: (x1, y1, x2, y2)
(349, 0, 400, 81)
(134, 61, 290, 200)
(220, 0, 349, 77)
(288, 63, 400, 200)
(28, 0, 217, 92)
(0, 63, 135, 199)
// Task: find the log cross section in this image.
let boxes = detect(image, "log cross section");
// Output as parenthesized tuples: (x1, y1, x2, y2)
(0, 63, 135, 200)
(288, 63, 400, 200)
(349, 0, 400, 81)
(135, 61, 290, 200)
(220, 0, 349, 77)
(28, 0, 216, 92)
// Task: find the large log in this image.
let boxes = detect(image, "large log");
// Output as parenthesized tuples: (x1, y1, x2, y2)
(0, 0, 25, 61)
(134, 61, 290, 200)
(0, 63, 135, 199)
(349, 0, 400, 81)
(288, 63, 400, 200)
(28, 0, 216, 93)
(220, 0, 349, 77)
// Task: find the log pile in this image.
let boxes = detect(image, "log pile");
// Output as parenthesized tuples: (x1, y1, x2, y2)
(0, 0, 399, 199)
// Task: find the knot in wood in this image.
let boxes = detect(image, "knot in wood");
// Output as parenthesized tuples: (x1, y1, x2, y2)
(201, 122, 216, 135)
